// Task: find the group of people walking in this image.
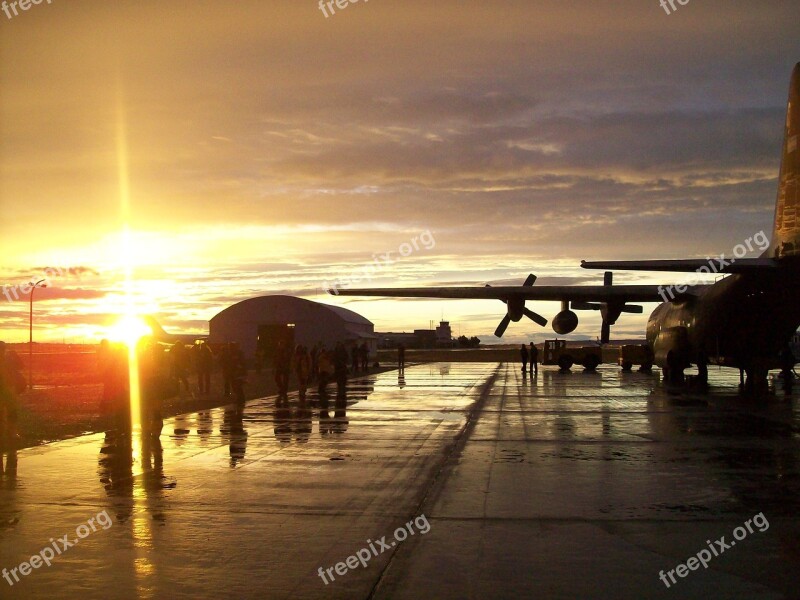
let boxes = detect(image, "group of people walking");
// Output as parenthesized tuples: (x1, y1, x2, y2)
(98, 338, 168, 436)
(99, 336, 371, 419)
(520, 343, 539, 376)
(273, 341, 370, 408)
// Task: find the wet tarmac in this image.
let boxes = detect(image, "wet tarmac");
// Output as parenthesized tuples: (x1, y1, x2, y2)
(1, 363, 799, 599)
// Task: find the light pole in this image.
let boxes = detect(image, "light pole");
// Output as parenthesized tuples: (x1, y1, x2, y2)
(29, 279, 47, 392)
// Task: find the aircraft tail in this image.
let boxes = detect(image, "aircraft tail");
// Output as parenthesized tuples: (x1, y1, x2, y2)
(769, 62, 800, 259)
(142, 315, 169, 340)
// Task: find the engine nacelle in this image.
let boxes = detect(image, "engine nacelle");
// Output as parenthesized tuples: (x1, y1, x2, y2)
(507, 298, 525, 322)
(653, 327, 691, 370)
(552, 310, 579, 335)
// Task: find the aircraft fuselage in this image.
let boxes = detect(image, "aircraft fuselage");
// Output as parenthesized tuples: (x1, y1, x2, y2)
(646, 258, 800, 372)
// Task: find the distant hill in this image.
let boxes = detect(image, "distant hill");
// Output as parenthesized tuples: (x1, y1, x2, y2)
(484, 339, 646, 350)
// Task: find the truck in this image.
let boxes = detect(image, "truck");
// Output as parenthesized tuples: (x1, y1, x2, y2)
(618, 344, 655, 373)
(542, 340, 602, 371)
(541, 340, 654, 372)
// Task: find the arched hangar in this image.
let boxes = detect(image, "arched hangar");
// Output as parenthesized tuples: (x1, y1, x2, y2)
(209, 295, 376, 360)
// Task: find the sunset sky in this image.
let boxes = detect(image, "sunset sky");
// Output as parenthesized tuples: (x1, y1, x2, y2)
(1, 0, 799, 343)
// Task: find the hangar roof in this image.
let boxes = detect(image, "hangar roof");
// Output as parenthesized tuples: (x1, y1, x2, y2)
(210, 295, 372, 327)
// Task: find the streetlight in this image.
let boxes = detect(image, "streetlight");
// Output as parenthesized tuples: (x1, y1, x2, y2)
(29, 278, 47, 392)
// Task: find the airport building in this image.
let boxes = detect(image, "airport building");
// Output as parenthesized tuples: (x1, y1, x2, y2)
(378, 320, 455, 349)
(208, 295, 376, 360)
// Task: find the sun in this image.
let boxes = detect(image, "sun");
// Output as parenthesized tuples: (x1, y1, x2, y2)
(108, 315, 153, 346)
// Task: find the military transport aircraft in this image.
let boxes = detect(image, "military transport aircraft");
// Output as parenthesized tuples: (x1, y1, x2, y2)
(330, 63, 800, 392)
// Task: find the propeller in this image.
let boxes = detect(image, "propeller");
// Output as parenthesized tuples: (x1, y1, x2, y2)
(571, 272, 643, 344)
(494, 314, 513, 338)
(490, 274, 548, 338)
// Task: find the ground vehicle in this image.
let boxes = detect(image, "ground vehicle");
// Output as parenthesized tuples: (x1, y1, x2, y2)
(542, 340, 602, 371)
(619, 344, 654, 372)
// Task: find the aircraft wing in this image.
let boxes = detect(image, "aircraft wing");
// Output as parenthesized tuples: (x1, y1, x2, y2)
(580, 258, 778, 273)
(330, 284, 703, 302)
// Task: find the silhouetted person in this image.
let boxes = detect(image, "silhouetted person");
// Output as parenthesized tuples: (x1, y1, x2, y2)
(0, 362, 18, 482)
(359, 343, 369, 371)
(98, 339, 114, 415)
(98, 341, 130, 431)
(529, 343, 538, 376)
(317, 347, 334, 408)
(310, 344, 320, 382)
(0, 341, 23, 458)
(138, 339, 165, 437)
(220, 344, 235, 397)
(520, 344, 529, 373)
(398, 344, 406, 372)
(194, 342, 213, 395)
(169, 341, 191, 396)
(274, 340, 292, 406)
(294, 345, 310, 405)
(230, 344, 247, 404)
(334, 342, 349, 400)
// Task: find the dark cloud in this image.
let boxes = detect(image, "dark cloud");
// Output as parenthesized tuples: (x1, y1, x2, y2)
(1, 287, 107, 303)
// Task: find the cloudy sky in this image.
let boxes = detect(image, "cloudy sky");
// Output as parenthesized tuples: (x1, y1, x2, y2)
(1, 0, 799, 343)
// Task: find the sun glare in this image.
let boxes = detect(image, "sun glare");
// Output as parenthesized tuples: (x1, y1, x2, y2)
(109, 315, 152, 346)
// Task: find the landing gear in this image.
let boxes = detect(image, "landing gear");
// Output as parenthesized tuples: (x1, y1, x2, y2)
(744, 364, 769, 397)
(780, 347, 796, 396)
(663, 352, 685, 385)
(695, 353, 709, 391)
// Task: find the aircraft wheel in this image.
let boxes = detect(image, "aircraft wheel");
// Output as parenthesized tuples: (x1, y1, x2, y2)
(665, 352, 685, 384)
(621, 360, 633, 372)
(558, 355, 574, 371)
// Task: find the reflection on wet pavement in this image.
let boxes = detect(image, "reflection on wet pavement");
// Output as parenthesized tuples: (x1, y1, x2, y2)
(2, 363, 800, 599)
(374, 365, 800, 600)
(0, 363, 490, 599)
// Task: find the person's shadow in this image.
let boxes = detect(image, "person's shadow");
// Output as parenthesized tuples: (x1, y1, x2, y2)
(221, 405, 248, 466)
(98, 431, 134, 523)
(273, 406, 292, 443)
(1, 448, 17, 487)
